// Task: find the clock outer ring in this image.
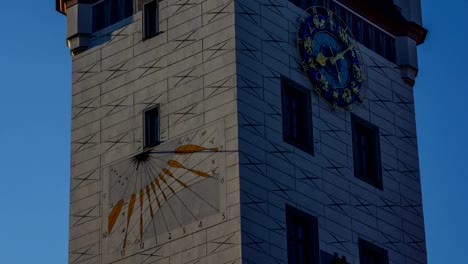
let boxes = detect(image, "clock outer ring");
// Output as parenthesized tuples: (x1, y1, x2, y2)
(297, 6, 367, 111)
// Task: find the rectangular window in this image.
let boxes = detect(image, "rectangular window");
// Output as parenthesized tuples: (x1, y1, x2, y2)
(144, 107, 159, 148)
(286, 205, 320, 264)
(281, 77, 314, 155)
(92, 0, 134, 32)
(385, 36, 396, 63)
(351, 114, 382, 189)
(359, 238, 389, 264)
(143, 0, 159, 39)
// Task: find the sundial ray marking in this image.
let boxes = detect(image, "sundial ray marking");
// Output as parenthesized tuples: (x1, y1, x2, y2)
(146, 160, 183, 228)
(167, 159, 211, 177)
(108, 162, 140, 235)
(149, 150, 219, 188)
(150, 143, 220, 183)
(144, 185, 154, 219)
(107, 127, 222, 253)
(112, 163, 167, 251)
(143, 162, 169, 236)
(148, 145, 221, 213)
(149, 161, 200, 223)
(150, 152, 219, 187)
(143, 157, 177, 234)
(122, 193, 137, 249)
(123, 165, 141, 250)
(163, 128, 221, 178)
(147, 162, 184, 229)
(108, 163, 142, 245)
(142, 164, 160, 242)
(139, 189, 144, 240)
(162, 168, 188, 188)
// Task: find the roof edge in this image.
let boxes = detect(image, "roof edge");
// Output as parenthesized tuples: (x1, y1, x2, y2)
(56, 0, 66, 14)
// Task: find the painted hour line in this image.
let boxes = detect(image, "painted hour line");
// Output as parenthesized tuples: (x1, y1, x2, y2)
(106, 128, 222, 254)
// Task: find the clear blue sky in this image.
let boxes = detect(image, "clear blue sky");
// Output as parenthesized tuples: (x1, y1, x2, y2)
(0, 0, 465, 263)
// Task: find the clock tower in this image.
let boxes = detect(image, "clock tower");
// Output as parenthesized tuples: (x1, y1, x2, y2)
(57, 0, 428, 263)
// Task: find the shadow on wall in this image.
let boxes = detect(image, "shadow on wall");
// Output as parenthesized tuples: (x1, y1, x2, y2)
(87, 16, 135, 49)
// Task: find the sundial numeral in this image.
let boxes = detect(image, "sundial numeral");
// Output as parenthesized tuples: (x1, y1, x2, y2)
(105, 126, 224, 257)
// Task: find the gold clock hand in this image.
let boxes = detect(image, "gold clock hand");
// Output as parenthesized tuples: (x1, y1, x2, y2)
(336, 65, 342, 85)
(315, 52, 328, 67)
(330, 44, 355, 65)
(316, 43, 356, 67)
(330, 46, 342, 85)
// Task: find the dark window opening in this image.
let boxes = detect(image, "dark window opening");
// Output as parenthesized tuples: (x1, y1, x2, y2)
(93, 0, 134, 32)
(144, 107, 159, 148)
(287, 205, 320, 264)
(351, 114, 382, 189)
(281, 77, 314, 155)
(143, 0, 159, 39)
(359, 238, 389, 264)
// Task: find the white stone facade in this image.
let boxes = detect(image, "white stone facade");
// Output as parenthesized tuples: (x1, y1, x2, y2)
(234, 1, 426, 264)
(66, 0, 426, 263)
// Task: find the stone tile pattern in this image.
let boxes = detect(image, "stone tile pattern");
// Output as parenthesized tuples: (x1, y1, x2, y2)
(69, 0, 242, 263)
(68, 0, 426, 263)
(234, 0, 427, 264)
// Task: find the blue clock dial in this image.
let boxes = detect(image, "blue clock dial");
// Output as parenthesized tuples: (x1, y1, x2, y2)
(312, 32, 350, 88)
(297, 7, 366, 110)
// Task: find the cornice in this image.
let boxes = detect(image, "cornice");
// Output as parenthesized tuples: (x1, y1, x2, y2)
(56, 0, 100, 15)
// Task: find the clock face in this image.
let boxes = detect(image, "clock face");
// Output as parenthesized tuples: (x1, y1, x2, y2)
(297, 7, 367, 110)
(101, 123, 226, 263)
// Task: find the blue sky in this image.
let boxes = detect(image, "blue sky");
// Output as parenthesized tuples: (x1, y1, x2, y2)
(0, 0, 465, 263)
(416, 0, 468, 262)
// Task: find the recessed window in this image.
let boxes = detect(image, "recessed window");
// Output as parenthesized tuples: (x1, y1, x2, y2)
(359, 238, 389, 264)
(144, 107, 159, 148)
(281, 77, 314, 155)
(351, 114, 382, 189)
(286, 205, 320, 264)
(143, 0, 159, 39)
(93, 0, 134, 32)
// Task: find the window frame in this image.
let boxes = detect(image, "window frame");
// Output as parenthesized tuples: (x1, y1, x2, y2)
(358, 238, 389, 264)
(142, 0, 159, 39)
(92, 0, 134, 32)
(281, 77, 314, 155)
(144, 106, 160, 149)
(286, 205, 320, 264)
(351, 114, 383, 190)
